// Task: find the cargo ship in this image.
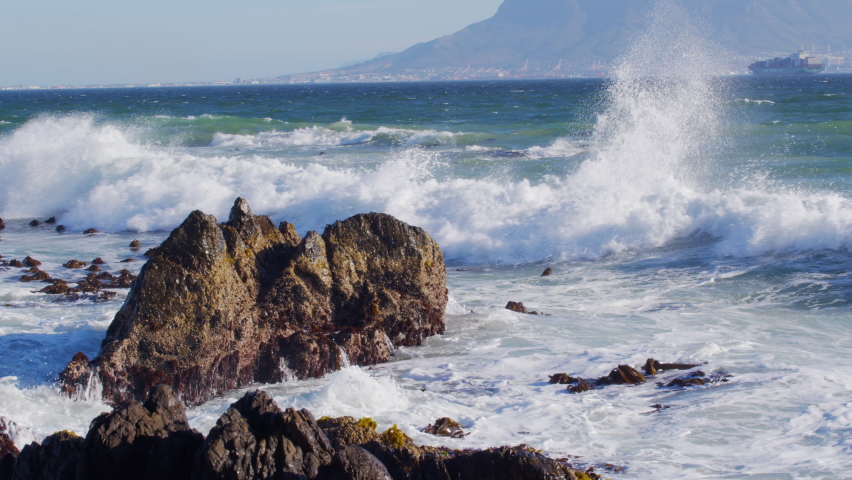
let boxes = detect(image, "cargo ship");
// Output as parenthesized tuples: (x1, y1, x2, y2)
(749, 50, 825, 76)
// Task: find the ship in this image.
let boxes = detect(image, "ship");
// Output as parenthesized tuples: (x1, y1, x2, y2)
(749, 50, 825, 76)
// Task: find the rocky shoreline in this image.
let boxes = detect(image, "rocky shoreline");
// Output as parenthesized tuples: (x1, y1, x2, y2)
(0, 200, 619, 479)
(0, 386, 600, 480)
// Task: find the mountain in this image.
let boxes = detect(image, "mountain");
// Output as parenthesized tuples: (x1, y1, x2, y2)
(321, 0, 852, 78)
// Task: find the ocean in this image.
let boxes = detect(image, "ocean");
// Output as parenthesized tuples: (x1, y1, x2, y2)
(4, 34, 852, 479)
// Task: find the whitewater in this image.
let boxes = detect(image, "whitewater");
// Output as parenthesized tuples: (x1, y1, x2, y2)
(3, 4, 852, 478)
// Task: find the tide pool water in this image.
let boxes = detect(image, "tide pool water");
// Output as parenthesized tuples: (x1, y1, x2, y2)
(3, 10, 852, 477)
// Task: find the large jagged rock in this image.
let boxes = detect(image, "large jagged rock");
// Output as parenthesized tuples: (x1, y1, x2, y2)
(75, 385, 203, 480)
(4, 431, 83, 480)
(61, 198, 447, 407)
(3, 391, 596, 480)
(193, 390, 341, 479)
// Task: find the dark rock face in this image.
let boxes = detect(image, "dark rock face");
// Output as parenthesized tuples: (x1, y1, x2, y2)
(75, 385, 203, 480)
(2, 390, 595, 480)
(194, 390, 336, 480)
(62, 198, 447, 407)
(7, 431, 83, 480)
(0, 218, 5, 231)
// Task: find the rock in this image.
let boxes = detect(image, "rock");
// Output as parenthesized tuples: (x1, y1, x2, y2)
(548, 373, 573, 384)
(334, 445, 393, 480)
(143, 248, 160, 257)
(75, 385, 203, 480)
(423, 418, 468, 438)
(45, 217, 57, 224)
(666, 377, 707, 387)
(642, 358, 702, 376)
(63, 260, 88, 269)
(62, 198, 447, 407)
(567, 378, 594, 394)
(86, 264, 100, 272)
(505, 301, 527, 313)
(55, 225, 66, 233)
(8, 431, 83, 480)
(129, 240, 142, 249)
(92, 257, 106, 265)
(0, 417, 19, 459)
(599, 365, 646, 385)
(40, 283, 73, 295)
(317, 417, 382, 451)
(119, 258, 134, 263)
(193, 390, 334, 480)
(541, 267, 553, 276)
(23, 256, 42, 267)
(0, 218, 5, 231)
(29, 220, 41, 227)
(83, 228, 99, 234)
(21, 270, 50, 282)
(662, 369, 731, 388)
(96, 291, 117, 302)
(8, 259, 24, 268)
(58, 352, 93, 399)
(504, 301, 545, 316)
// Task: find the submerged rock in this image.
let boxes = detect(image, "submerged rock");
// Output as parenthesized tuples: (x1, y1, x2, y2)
(61, 198, 447, 407)
(0, 218, 5, 231)
(423, 418, 468, 438)
(63, 260, 88, 269)
(129, 239, 142, 250)
(55, 225, 66, 233)
(8, 259, 23, 268)
(45, 217, 57, 225)
(20, 270, 50, 282)
(548, 373, 573, 384)
(642, 358, 702, 376)
(83, 228, 99, 235)
(505, 301, 527, 313)
(29, 220, 41, 227)
(92, 257, 106, 265)
(23, 256, 41, 267)
(541, 267, 553, 276)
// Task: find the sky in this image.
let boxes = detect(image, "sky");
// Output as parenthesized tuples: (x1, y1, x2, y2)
(1, 0, 503, 87)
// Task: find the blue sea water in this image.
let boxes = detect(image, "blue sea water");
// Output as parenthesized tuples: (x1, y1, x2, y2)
(3, 47, 852, 479)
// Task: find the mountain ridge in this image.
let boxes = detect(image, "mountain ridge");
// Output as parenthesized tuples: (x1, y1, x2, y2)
(318, 0, 852, 77)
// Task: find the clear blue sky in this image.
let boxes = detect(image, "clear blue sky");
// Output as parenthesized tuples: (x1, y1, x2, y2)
(1, 0, 503, 86)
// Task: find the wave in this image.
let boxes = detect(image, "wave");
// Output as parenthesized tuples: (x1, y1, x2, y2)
(2, 114, 852, 263)
(210, 123, 482, 149)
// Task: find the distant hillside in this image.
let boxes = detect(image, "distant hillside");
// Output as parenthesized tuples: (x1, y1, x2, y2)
(321, 0, 852, 77)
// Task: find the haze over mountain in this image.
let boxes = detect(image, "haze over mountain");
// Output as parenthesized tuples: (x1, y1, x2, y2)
(330, 0, 852, 76)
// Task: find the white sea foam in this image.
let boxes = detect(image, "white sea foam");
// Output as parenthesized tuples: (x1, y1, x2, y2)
(2, 111, 852, 261)
(524, 138, 583, 158)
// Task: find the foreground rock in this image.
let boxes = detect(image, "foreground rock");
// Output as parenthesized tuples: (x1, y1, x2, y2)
(61, 198, 447, 407)
(0, 389, 597, 480)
